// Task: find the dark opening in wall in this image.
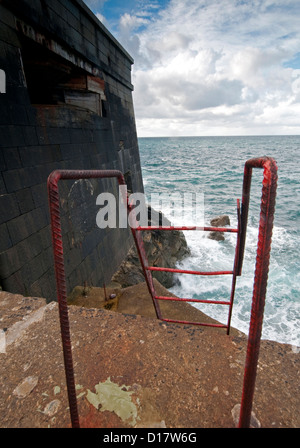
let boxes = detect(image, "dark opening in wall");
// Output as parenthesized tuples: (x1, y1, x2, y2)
(124, 171, 133, 194)
(20, 36, 107, 115)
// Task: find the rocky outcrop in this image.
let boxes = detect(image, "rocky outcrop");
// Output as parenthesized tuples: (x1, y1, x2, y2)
(208, 215, 231, 241)
(111, 207, 190, 288)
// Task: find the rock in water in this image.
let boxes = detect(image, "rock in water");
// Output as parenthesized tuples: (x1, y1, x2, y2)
(208, 231, 225, 241)
(210, 215, 230, 227)
(208, 215, 230, 241)
(111, 207, 190, 288)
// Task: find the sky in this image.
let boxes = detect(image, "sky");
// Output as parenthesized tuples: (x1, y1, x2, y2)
(84, 0, 300, 137)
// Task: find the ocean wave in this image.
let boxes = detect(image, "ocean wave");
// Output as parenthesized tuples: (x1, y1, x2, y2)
(170, 224, 299, 346)
(139, 135, 300, 346)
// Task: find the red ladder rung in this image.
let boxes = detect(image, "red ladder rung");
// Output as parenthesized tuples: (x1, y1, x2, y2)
(161, 317, 228, 328)
(155, 295, 231, 306)
(136, 225, 238, 233)
(147, 266, 234, 276)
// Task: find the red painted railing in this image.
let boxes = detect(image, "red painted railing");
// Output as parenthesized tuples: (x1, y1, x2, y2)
(47, 169, 129, 429)
(133, 199, 242, 332)
(47, 156, 277, 428)
(237, 157, 277, 427)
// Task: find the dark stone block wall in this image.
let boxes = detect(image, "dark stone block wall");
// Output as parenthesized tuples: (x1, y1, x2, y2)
(0, 0, 144, 300)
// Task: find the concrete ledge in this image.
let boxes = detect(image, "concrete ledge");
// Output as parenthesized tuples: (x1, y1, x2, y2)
(0, 288, 299, 428)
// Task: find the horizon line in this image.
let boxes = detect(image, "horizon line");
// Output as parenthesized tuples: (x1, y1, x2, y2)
(137, 134, 300, 138)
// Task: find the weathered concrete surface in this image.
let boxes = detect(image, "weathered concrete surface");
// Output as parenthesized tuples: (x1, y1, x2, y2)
(68, 279, 228, 330)
(0, 286, 299, 428)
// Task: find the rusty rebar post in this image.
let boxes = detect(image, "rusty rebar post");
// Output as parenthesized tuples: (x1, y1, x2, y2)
(48, 171, 80, 428)
(238, 157, 277, 428)
(48, 169, 128, 428)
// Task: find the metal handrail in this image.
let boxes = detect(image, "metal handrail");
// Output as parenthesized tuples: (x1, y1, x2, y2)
(134, 199, 242, 332)
(47, 156, 277, 428)
(47, 169, 128, 429)
(237, 157, 277, 427)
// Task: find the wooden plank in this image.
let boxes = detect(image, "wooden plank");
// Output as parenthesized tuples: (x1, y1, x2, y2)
(87, 75, 106, 99)
(60, 75, 87, 90)
(64, 90, 102, 115)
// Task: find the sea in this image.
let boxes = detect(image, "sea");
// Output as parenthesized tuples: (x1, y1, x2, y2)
(138, 135, 300, 348)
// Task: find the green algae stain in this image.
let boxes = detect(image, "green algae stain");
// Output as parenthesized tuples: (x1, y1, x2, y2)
(86, 377, 138, 426)
(54, 386, 61, 395)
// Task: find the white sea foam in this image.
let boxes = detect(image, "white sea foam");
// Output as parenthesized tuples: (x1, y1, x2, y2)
(165, 198, 299, 347)
(170, 223, 300, 346)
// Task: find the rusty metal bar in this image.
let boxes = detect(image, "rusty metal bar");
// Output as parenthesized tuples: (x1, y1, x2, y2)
(48, 169, 131, 429)
(147, 266, 234, 275)
(155, 296, 231, 305)
(47, 157, 277, 429)
(238, 157, 277, 428)
(136, 203, 241, 330)
(137, 225, 238, 233)
(161, 317, 227, 328)
(48, 170, 79, 429)
(226, 199, 242, 335)
(131, 226, 162, 319)
(136, 226, 240, 330)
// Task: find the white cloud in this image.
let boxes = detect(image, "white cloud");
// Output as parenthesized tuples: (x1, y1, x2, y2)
(96, 12, 108, 28)
(85, 0, 107, 10)
(127, 0, 300, 136)
(88, 0, 300, 136)
(120, 12, 149, 31)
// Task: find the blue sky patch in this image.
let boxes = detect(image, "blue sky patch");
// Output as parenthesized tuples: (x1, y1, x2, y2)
(283, 52, 300, 69)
